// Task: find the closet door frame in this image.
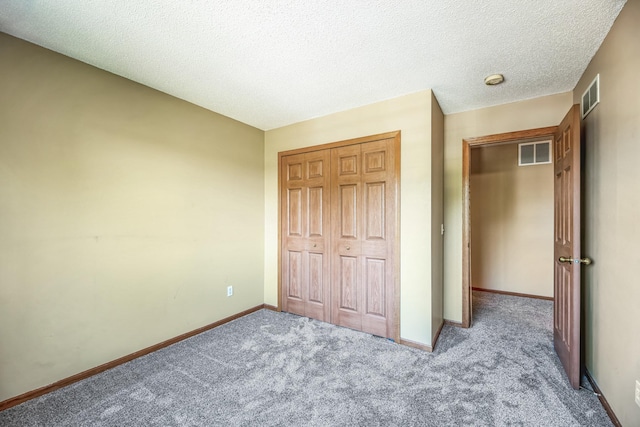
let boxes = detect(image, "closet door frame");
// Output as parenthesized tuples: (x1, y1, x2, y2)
(277, 131, 401, 342)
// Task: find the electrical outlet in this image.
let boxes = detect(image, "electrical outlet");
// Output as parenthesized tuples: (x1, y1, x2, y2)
(635, 380, 640, 408)
(227, 286, 233, 297)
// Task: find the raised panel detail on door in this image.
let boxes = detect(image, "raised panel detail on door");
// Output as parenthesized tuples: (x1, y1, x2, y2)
(562, 166, 572, 245)
(288, 162, 303, 181)
(365, 258, 385, 317)
(365, 182, 385, 240)
(308, 187, 323, 237)
(339, 256, 358, 312)
(364, 150, 386, 173)
(562, 128, 571, 155)
(554, 266, 573, 346)
(555, 171, 563, 243)
(287, 188, 303, 237)
(287, 251, 303, 299)
(308, 159, 324, 179)
(308, 253, 324, 303)
(340, 184, 358, 239)
(339, 155, 358, 175)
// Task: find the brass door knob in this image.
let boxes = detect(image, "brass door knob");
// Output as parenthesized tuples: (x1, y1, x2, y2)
(559, 256, 592, 265)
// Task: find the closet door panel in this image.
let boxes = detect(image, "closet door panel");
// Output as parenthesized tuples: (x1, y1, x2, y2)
(303, 150, 331, 321)
(331, 144, 363, 330)
(360, 139, 396, 337)
(330, 139, 397, 337)
(281, 150, 330, 321)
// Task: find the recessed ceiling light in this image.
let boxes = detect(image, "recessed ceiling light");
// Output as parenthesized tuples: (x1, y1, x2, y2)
(484, 74, 505, 86)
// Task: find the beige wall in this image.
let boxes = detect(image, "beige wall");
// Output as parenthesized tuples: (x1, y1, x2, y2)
(430, 93, 445, 338)
(265, 90, 439, 346)
(444, 92, 573, 321)
(572, 1, 640, 425)
(0, 34, 265, 401)
(470, 143, 553, 297)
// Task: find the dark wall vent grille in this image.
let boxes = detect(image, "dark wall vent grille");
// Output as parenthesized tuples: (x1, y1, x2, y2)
(519, 141, 551, 166)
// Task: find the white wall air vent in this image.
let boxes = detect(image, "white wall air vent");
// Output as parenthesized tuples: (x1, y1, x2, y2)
(519, 141, 551, 166)
(581, 74, 600, 119)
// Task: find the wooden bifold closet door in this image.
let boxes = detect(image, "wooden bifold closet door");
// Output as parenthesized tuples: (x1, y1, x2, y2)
(281, 150, 331, 322)
(280, 133, 398, 340)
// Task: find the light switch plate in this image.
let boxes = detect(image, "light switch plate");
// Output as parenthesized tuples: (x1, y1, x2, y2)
(635, 380, 640, 408)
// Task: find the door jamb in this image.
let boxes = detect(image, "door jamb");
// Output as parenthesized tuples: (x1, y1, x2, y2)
(461, 126, 557, 328)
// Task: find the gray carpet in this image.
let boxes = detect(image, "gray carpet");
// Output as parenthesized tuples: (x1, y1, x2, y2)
(0, 292, 612, 426)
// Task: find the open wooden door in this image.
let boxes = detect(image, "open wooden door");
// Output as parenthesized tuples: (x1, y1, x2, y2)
(553, 104, 589, 389)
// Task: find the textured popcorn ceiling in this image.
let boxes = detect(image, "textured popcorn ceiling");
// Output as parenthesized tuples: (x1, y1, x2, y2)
(0, 1, 626, 130)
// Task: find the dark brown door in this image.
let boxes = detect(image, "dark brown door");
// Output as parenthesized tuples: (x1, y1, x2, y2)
(331, 138, 397, 338)
(281, 150, 331, 322)
(553, 104, 582, 389)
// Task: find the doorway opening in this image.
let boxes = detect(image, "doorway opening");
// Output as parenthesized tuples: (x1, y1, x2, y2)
(469, 139, 555, 303)
(461, 127, 558, 328)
